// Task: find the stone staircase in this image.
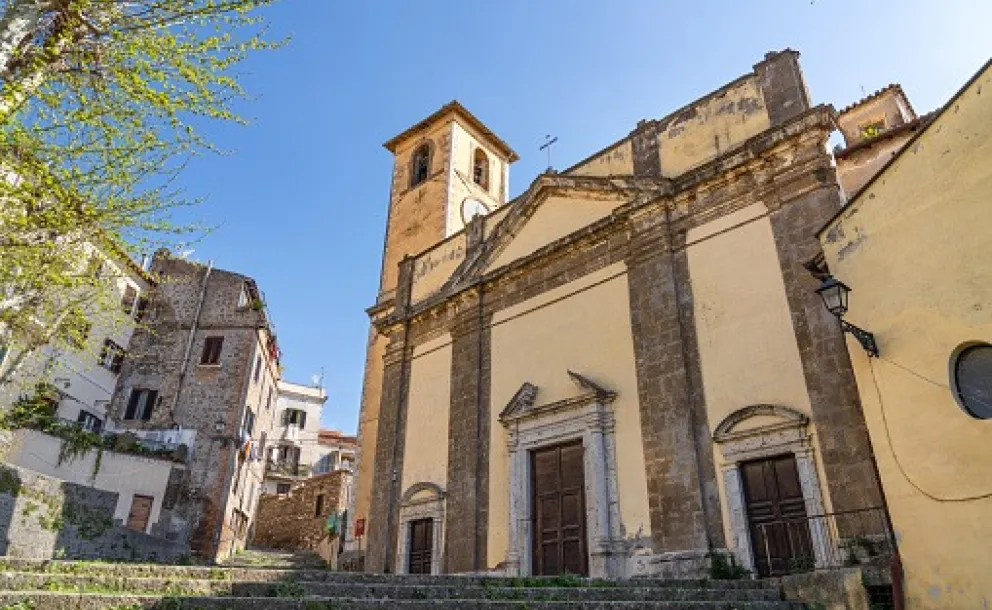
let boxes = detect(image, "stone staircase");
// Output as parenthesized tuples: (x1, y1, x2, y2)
(0, 559, 808, 609)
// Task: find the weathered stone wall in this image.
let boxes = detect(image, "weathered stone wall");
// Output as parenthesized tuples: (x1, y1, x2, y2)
(108, 252, 280, 560)
(252, 471, 345, 553)
(0, 464, 185, 561)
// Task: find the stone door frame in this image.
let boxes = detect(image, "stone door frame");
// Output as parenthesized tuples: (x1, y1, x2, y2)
(499, 372, 624, 578)
(712, 404, 830, 573)
(394, 482, 445, 575)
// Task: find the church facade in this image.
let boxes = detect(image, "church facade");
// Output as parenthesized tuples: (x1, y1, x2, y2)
(354, 49, 885, 579)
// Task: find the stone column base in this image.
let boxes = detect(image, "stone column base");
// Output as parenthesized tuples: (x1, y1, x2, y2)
(626, 549, 713, 580)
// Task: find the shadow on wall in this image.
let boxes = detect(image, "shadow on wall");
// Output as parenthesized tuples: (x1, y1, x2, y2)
(0, 463, 186, 561)
(0, 464, 21, 555)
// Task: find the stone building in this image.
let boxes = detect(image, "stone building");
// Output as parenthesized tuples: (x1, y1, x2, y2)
(819, 59, 992, 609)
(354, 49, 890, 579)
(253, 470, 350, 566)
(107, 250, 281, 560)
(833, 84, 931, 196)
(261, 380, 326, 496)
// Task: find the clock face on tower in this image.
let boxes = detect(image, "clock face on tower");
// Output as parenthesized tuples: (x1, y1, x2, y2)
(460, 197, 491, 224)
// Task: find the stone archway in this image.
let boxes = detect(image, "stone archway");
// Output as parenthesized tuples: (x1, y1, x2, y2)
(394, 482, 445, 575)
(712, 404, 829, 572)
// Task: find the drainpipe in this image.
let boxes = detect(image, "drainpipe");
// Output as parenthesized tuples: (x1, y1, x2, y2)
(172, 261, 213, 424)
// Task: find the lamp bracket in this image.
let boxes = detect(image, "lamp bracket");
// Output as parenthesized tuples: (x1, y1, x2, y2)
(841, 320, 879, 358)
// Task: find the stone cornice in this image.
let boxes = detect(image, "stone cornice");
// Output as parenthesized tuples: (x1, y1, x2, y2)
(378, 106, 837, 331)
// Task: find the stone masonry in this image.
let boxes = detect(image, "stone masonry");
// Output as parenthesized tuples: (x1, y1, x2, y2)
(0, 464, 185, 561)
(253, 471, 347, 552)
(108, 251, 280, 560)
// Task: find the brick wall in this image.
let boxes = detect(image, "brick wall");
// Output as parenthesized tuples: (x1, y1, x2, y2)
(0, 464, 185, 561)
(252, 471, 346, 552)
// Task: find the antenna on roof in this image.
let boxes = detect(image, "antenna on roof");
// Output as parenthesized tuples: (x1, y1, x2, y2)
(540, 134, 558, 171)
(312, 366, 325, 389)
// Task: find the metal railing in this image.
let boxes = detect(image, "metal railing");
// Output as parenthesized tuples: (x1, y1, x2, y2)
(752, 506, 893, 577)
(265, 460, 311, 478)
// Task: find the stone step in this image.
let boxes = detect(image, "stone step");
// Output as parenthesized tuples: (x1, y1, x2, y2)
(0, 593, 808, 610)
(0, 573, 783, 602)
(0, 560, 769, 589)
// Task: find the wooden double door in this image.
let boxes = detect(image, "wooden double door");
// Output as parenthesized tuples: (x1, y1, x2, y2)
(407, 518, 433, 574)
(741, 455, 813, 576)
(531, 441, 588, 576)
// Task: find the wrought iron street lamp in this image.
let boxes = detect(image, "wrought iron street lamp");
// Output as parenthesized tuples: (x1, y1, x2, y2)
(815, 276, 879, 357)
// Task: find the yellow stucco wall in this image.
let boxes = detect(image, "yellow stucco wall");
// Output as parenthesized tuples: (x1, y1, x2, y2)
(447, 122, 507, 236)
(568, 140, 634, 177)
(836, 134, 913, 197)
(486, 193, 626, 272)
(487, 263, 650, 568)
(410, 232, 467, 304)
(820, 66, 992, 610)
(401, 333, 453, 493)
(659, 77, 770, 177)
(687, 203, 835, 538)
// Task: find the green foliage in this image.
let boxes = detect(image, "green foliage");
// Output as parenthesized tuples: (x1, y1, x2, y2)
(706, 551, 751, 580)
(0, 382, 60, 430)
(0, 0, 284, 389)
(272, 577, 305, 598)
(0, 385, 182, 472)
(789, 554, 815, 574)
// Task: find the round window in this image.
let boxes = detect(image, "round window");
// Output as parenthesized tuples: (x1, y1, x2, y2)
(951, 343, 992, 419)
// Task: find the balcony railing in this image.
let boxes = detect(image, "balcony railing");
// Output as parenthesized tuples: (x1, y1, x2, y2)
(265, 460, 311, 478)
(751, 506, 894, 578)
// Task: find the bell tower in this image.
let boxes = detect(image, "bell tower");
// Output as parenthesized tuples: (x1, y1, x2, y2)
(349, 102, 517, 557)
(377, 101, 518, 295)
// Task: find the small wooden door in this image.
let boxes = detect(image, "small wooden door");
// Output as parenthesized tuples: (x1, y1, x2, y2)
(408, 518, 433, 574)
(741, 455, 813, 576)
(531, 441, 588, 576)
(126, 495, 154, 532)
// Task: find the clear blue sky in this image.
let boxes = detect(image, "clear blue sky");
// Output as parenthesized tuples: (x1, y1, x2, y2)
(174, 0, 991, 434)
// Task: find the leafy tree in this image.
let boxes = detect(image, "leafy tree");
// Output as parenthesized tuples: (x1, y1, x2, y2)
(0, 0, 282, 387)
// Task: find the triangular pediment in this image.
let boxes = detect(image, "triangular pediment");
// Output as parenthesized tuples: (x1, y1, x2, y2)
(445, 174, 667, 289)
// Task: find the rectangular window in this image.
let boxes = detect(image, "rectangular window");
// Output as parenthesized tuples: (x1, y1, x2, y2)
(121, 285, 138, 315)
(123, 388, 158, 421)
(243, 408, 255, 438)
(276, 483, 291, 495)
(200, 336, 224, 365)
(253, 355, 262, 384)
(98, 339, 125, 374)
(237, 282, 250, 309)
(282, 408, 306, 429)
(266, 387, 273, 411)
(314, 493, 325, 518)
(76, 410, 103, 433)
(134, 297, 149, 322)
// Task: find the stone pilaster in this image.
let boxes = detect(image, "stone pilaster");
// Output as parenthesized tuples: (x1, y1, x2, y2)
(625, 206, 716, 554)
(364, 329, 410, 573)
(754, 49, 811, 127)
(766, 171, 884, 519)
(630, 120, 662, 178)
(443, 291, 491, 572)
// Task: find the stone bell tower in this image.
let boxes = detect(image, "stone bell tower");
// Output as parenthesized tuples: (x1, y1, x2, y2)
(348, 101, 517, 560)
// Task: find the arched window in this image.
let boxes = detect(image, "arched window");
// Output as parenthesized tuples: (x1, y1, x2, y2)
(473, 148, 489, 190)
(410, 143, 431, 188)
